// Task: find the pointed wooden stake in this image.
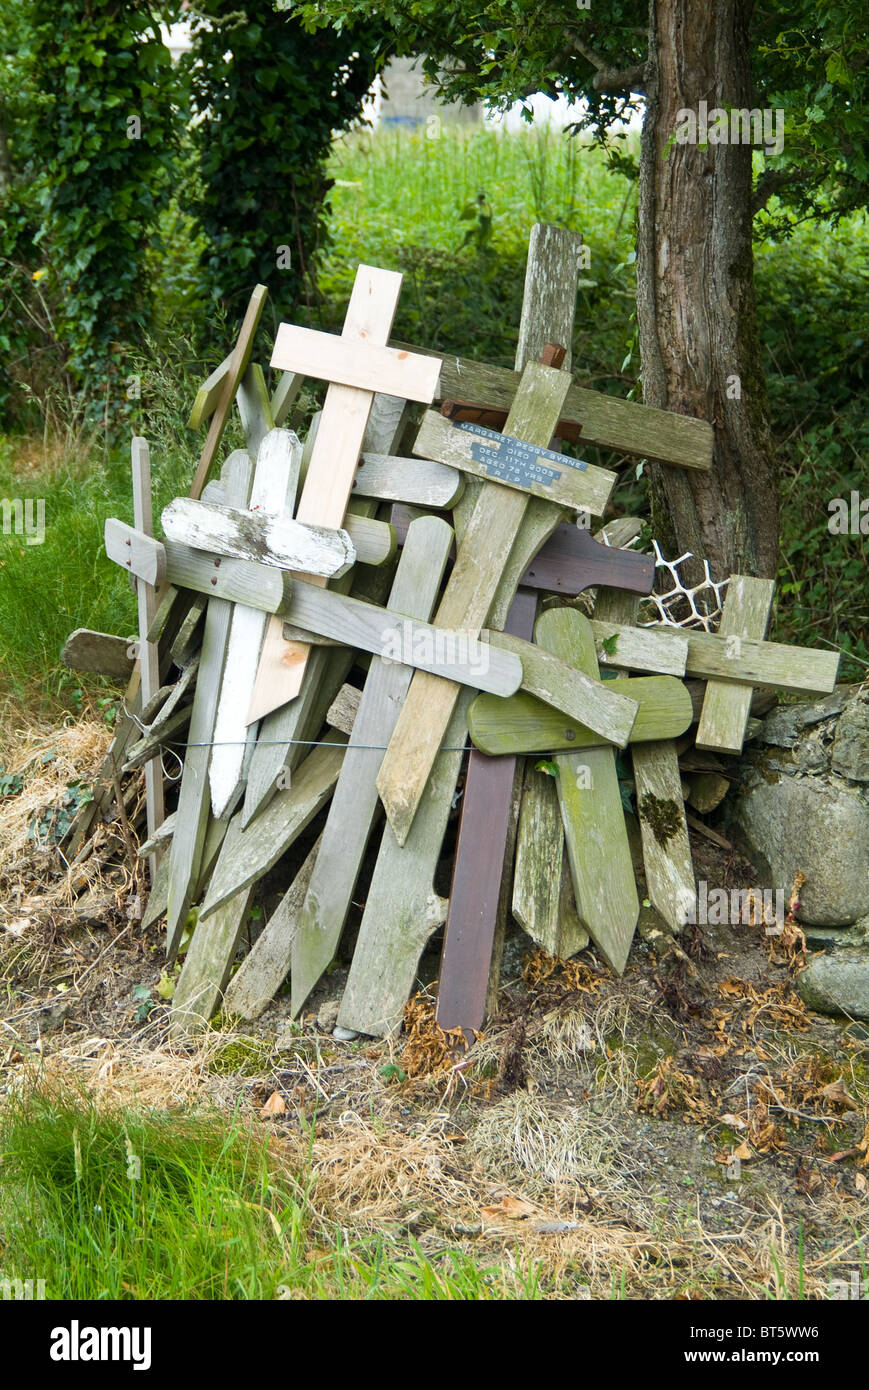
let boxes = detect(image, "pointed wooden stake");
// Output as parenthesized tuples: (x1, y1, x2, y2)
(130, 438, 164, 885)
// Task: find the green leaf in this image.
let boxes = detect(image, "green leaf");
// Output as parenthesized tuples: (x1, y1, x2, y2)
(379, 1063, 406, 1083)
(534, 758, 559, 778)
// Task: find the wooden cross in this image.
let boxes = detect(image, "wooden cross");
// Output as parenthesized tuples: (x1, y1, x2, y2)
(208, 428, 302, 820)
(694, 575, 776, 753)
(246, 265, 442, 725)
(375, 360, 627, 846)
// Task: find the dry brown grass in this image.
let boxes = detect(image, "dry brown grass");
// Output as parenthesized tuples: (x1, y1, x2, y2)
(0, 707, 110, 868)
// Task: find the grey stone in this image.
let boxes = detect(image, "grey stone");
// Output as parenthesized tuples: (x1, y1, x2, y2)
(316, 999, 340, 1032)
(801, 923, 868, 951)
(832, 695, 869, 782)
(758, 691, 849, 748)
(733, 777, 869, 925)
(797, 950, 869, 1021)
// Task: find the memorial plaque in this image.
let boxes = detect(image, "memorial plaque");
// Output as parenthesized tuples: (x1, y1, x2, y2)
(459, 420, 590, 491)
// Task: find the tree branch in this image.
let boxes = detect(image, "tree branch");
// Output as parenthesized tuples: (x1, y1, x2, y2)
(752, 168, 802, 215)
(570, 37, 647, 93)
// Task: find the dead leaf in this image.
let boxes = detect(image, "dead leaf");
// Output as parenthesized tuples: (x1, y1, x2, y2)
(733, 1141, 752, 1161)
(855, 1172, 867, 1194)
(818, 1080, 859, 1111)
(719, 1113, 746, 1130)
(260, 1090, 286, 1119)
(481, 1195, 538, 1222)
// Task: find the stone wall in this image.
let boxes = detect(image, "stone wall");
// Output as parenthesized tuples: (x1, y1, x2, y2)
(726, 685, 869, 1019)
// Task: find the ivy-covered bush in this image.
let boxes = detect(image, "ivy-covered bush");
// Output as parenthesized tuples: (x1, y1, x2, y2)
(0, 0, 180, 425)
(185, 2, 385, 338)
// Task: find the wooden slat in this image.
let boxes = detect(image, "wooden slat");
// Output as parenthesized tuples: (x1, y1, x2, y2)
(325, 683, 362, 735)
(67, 370, 249, 861)
(438, 226, 587, 1029)
(589, 619, 688, 676)
(342, 513, 397, 567)
(131, 438, 165, 883)
(209, 429, 302, 819)
(520, 523, 653, 594)
(399, 345, 714, 471)
(249, 266, 405, 721)
(187, 351, 233, 432)
(679, 625, 839, 696)
(436, 589, 537, 1038)
(138, 811, 175, 857)
(242, 392, 409, 825)
(271, 371, 303, 426)
(171, 885, 255, 1035)
(169, 594, 207, 667)
(695, 576, 776, 753)
(61, 629, 135, 680)
(236, 361, 274, 457)
(123, 705, 190, 774)
(376, 361, 574, 846)
(513, 765, 588, 958)
(271, 323, 442, 402)
(633, 740, 695, 933)
(485, 628, 639, 747)
(389, 509, 649, 594)
(189, 285, 268, 500)
(160, 536, 293, 614)
(536, 607, 639, 974)
(161, 497, 355, 579)
(104, 518, 166, 588)
(338, 691, 473, 1038)
(198, 732, 347, 919)
(467, 675, 693, 755)
(282, 584, 522, 697)
(145, 585, 181, 645)
(165, 451, 254, 959)
(413, 410, 615, 517)
(290, 515, 455, 1016)
(353, 452, 464, 508)
(595, 586, 694, 935)
(221, 835, 322, 1019)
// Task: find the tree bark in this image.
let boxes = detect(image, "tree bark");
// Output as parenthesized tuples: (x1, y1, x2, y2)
(637, 0, 778, 585)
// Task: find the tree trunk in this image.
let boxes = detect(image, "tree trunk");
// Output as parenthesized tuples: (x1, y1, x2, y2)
(637, 0, 778, 585)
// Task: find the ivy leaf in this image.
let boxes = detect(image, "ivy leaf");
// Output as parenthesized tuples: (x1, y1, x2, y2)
(534, 759, 559, 778)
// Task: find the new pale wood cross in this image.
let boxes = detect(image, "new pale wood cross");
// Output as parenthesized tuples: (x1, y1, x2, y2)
(246, 265, 442, 724)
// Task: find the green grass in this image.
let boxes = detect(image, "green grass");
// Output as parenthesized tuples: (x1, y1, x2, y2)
(0, 1086, 544, 1300)
(322, 125, 640, 383)
(0, 436, 191, 709)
